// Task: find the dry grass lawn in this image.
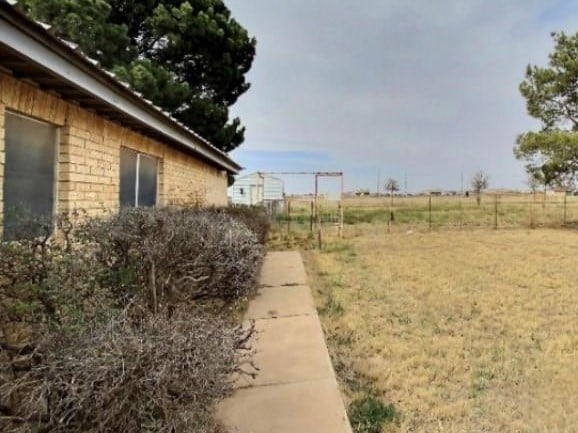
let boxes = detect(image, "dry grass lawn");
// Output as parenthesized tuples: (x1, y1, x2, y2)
(305, 228, 578, 433)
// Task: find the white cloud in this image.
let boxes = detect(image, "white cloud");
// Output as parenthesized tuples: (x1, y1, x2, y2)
(226, 0, 578, 191)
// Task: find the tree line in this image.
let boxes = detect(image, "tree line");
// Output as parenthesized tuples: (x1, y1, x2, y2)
(383, 172, 489, 205)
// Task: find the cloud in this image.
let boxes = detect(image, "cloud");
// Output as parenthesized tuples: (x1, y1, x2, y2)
(226, 0, 578, 192)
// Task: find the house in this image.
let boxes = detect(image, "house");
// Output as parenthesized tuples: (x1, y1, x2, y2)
(229, 172, 284, 206)
(0, 2, 241, 239)
(354, 189, 370, 196)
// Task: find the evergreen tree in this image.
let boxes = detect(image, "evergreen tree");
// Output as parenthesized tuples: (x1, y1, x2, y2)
(20, 0, 256, 152)
(516, 32, 578, 187)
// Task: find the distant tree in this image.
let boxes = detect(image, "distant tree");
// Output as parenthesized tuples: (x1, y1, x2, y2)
(384, 178, 400, 206)
(470, 171, 489, 205)
(515, 32, 578, 187)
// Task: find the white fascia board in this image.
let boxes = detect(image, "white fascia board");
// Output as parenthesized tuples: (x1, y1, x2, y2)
(0, 15, 240, 173)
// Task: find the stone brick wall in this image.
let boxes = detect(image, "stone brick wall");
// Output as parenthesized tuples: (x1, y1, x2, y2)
(0, 103, 4, 230)
(0, 72, 228, 225)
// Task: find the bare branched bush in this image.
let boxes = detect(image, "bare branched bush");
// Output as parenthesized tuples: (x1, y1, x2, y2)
(1, 207, 264, 433)
(0, 310, 255, 433)
(0, 212, 111, 334)
(78, 207, 264, 311)
(217, 205, 271, 245)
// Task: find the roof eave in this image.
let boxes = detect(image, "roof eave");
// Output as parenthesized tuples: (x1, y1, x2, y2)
(0, 1, 241, 174)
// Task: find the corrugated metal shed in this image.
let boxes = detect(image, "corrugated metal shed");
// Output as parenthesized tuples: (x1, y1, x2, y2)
(229, 173, 284, 205)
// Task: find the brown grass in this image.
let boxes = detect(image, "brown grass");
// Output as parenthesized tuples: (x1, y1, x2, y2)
(305, 228, 578, 433)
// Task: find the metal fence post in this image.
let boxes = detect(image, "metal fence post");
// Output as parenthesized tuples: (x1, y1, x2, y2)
(287, 199, 291, 234)
(338, 201, 344, 238)
(459, 197, 463, 229)
(310, 201, 314, 233)
(494, 194, 499, 229)
(428, 195, 432, 230)
(529, 196, 535, 229)
(316, 188, 322, 249)
(562, 192, 568, 225)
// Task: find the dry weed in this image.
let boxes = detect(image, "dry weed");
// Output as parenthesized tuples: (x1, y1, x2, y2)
(0, 309, 255, 433)
(306, 229, 578, 433)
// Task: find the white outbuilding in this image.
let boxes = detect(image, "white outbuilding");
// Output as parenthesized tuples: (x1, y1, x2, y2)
(229, 172, 284, 207)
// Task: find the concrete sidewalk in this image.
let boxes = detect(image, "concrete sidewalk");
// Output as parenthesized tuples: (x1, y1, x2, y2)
(217, 251, 352, 433)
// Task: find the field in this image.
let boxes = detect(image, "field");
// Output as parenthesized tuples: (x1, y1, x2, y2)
(302, 228, 578, 433)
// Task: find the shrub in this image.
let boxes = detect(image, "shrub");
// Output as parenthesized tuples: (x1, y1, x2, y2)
(0, 212, 110, 333)
(79, 207, 264, 311)
(348, 395, 396, 433)
(218, 205, 271, 244)
(0, 310, 255, 433)
(0, 207, 263, 433)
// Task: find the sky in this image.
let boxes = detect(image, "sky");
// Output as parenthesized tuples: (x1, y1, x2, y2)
(225, 1, 578, 195)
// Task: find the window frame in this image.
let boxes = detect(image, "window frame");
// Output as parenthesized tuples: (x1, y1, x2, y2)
(119, 147, 159, 208)
(3, 110, 60, 240)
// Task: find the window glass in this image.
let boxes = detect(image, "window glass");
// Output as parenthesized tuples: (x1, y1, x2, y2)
(119, 147, 157, 208)
(120, 147, 137, 207)
(3, 113, 56, 240)
(138, 154, 157, 207)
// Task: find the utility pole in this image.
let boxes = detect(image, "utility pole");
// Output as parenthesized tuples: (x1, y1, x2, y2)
(404, 172, 408, 196)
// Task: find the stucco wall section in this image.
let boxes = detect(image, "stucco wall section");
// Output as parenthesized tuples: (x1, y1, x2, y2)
(0, 72, 228, 221)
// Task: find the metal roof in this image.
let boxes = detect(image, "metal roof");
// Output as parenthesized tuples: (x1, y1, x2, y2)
(0, 0, 241, 173)
(236, 172, 284, 183)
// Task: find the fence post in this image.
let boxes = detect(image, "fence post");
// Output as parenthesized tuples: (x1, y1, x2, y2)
(494, 194, 499, 229)
(309, 201, 314, 233)
(338, 201, 344, 238)
(428, 195, 432, 230)
(562, 191, 567, 225)
(459, 197, 463, 229)
(287, 199, 291, 234)
(316, 200, 322, 249)
(529, 196, 535, 229)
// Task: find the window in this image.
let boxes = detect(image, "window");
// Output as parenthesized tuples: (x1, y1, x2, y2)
(239, 187, 244, 195)
(3, 112, 57, 240)
(120, 147, 158, 208)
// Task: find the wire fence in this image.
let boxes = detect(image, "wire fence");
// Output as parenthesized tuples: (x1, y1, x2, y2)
(270, 193, 578, 239)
